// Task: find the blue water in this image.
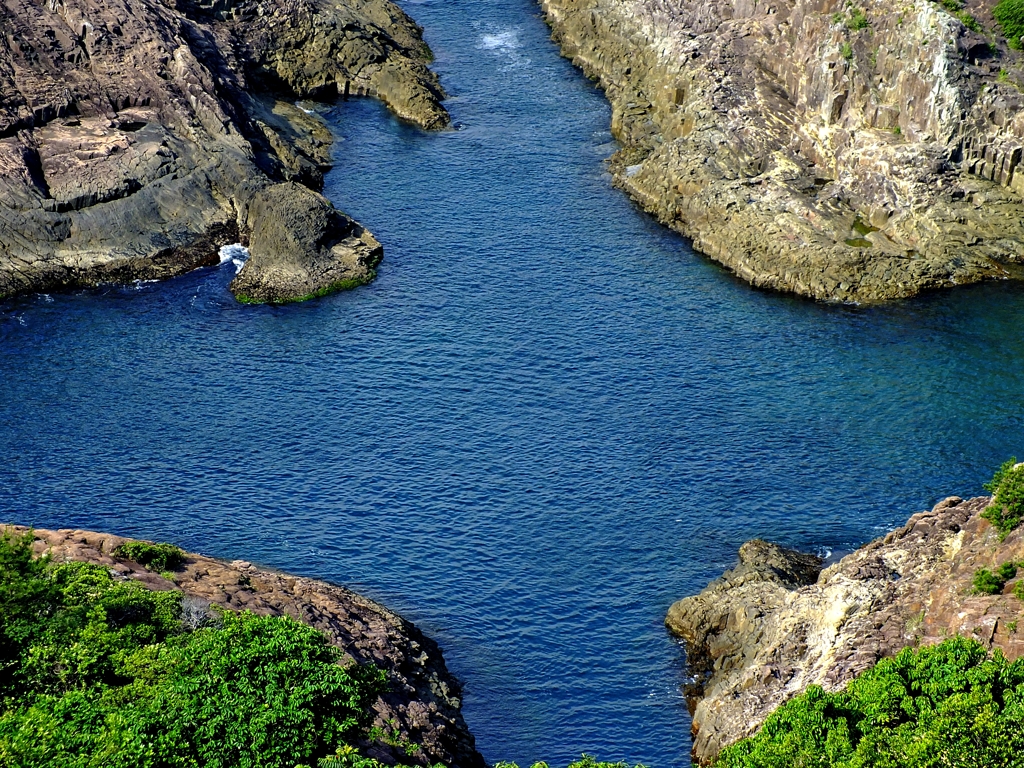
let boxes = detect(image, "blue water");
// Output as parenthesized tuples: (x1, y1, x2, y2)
(2, 0, 1024, 764)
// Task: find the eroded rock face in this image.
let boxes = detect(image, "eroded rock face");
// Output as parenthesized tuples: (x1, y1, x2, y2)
(540, 0, 1024, 302)
(666, 495, 1024, 765)
(5, 526, 484, 768)
(0, 0, 448, 302)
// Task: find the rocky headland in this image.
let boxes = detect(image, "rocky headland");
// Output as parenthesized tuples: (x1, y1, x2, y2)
(541, 0, 1024, 302)
(666, 494, 1024, 765)
(5, 526, 483, 768)
(0, 0, 447, 304)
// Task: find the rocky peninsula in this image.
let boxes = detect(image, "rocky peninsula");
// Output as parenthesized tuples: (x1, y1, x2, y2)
(5, 526, 483, 768)
(0, 0, 447, 304)
(666, 494, 1024, 765)
(541, 0, 1024, 301)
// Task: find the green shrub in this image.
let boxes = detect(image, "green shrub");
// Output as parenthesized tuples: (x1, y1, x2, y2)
(112, 540, 185, 571)
(848, 7, 870, 29)
(1016, 581, 1024, 601)
(0, 530, 394, 768)
(974, 565, 1016, 594)
(982, 458, 1024, 539)
(714, 637, 1024, 768)
(996, 0, 1024, 49)
(841, 42, 854, 60)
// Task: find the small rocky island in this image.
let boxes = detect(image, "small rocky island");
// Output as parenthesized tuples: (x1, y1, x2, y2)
(0, 0, 448, 304)
(5, 526, 483, 768)
(667, 494, 1024, 765)
(542, 0, 1024, 301)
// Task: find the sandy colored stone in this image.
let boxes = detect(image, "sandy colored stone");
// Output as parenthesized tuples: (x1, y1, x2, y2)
(541, 0, 1024, 302)
(666, 495, 1024, 764)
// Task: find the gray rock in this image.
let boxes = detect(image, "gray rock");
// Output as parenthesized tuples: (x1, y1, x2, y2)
(230, 182, 383, 303)
(0, 0, 448, 303)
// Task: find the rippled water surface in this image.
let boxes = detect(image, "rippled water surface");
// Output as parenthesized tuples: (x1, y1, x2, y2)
(3, 0, 1024, 765)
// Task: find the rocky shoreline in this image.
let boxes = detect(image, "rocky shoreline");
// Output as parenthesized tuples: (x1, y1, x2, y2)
(0, 0, 447, 304)
(666, 495, 1024, 765)
(6, 526, 483, 768)
(540, 0, 1024, 302)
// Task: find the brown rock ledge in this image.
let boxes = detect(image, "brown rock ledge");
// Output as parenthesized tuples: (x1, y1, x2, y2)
(666, 495, 1024, 765)
(4, 525, 484, 768)
(0, 0, 448, 304)
(540, 0, 1024, 302)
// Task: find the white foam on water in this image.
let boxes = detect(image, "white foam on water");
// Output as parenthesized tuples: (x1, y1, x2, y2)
(218, 243, 250, 274)
(477, 28, 530, 69)
(41, 294, 53, 303)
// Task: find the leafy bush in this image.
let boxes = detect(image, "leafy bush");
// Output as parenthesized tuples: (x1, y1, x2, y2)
(714, 637, 1024, 768)
(973, 562, 1018, 594)
(982, 458, 1024, 539)
(112, 540, 186, 571)
(0, 530, 393, 768)
(848, 7, 869, 30)
(1016, 581, 1024, 601)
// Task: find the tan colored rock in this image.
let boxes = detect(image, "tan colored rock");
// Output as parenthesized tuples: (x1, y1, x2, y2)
(541, 0, 1024, 302)
(0, 0, 448, 302)
(2, 525, 483, 768)
(666, 495, 1024, 764)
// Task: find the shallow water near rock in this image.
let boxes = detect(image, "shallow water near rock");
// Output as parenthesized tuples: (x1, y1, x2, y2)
(2, 0, 1024, 765)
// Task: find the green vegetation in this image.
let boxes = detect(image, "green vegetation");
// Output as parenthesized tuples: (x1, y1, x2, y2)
(0, 530, 404, 768)
(972, 561, 1019, 594)
(841, 42, 854, 60)
(996, 0, 1024, 49)
(1010, 619, 1021, 633)
(1016, 582, 1024, 600)
(848, 7, 870, 30)
(112, 540, 185, 571)
(957, 10, 983, 31)
(982, 458, 1024, 539)
(714, 637, 1024, 768)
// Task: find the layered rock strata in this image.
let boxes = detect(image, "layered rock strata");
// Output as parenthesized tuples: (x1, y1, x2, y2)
(0, 0, 448, 303)
(7, 526, 483, 768)
(666, 495, 1024, 764)
(541, 0, 1024, 301)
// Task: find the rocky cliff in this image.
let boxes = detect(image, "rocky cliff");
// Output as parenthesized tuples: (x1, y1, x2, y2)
(7, 526, 483, 768)
(0, 0, 447, 303)
(540, 0, 1024, 302)
(665, 495, 1024, 764)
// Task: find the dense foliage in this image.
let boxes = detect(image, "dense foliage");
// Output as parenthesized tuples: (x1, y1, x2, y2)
(112, 540, 186, 571)
(0, 530, 391, 768)
(973, 561, 1020, 595)
(714, 637, 1024, 768)
(995, 0, 1024, 49)
(983, 458, 1024, 539)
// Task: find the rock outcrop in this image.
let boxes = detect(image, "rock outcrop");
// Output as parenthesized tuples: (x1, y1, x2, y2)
(0, 0, 448, 303)
(541, 0, 1024, 302)
(667, 495, 1024, 765)
(7, 526, 483, 768)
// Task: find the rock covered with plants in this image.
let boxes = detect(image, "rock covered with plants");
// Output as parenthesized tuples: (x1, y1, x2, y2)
(0, 527, 483, 768)
(666, 462, 1024, 765)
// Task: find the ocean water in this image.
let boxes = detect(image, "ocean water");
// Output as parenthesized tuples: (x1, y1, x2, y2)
(2, 0, 1024, 765)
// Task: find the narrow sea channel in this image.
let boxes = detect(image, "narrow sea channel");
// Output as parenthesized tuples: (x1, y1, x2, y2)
(2, 0, 1024, 764)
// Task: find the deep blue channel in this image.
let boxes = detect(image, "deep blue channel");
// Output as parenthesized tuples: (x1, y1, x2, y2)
(2, 0, 1024, 764)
